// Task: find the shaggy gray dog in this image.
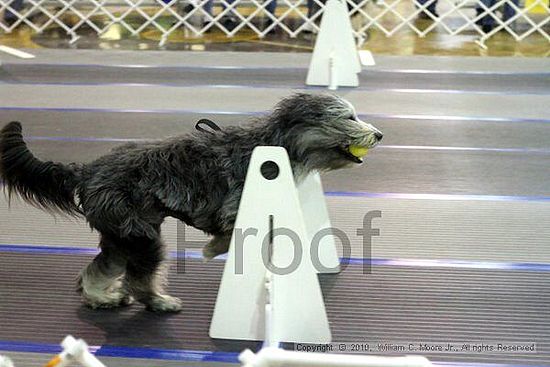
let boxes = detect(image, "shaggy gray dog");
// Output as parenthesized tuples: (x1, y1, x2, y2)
(0, 93, 382, 312)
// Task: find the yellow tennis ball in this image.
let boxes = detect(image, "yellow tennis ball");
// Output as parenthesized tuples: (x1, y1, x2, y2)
(349, 145, 369, 158)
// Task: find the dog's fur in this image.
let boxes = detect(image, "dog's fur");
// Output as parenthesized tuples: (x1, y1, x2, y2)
(0, 93, 382, 312)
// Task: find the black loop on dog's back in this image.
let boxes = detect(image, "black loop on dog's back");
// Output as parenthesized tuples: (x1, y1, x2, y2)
(195, 119, 222, 134)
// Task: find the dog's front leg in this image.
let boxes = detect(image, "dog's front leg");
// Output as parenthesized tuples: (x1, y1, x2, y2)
(202, 234, 232, 261)
(201, 188, 241, 261)
(124, 235, 182, 312)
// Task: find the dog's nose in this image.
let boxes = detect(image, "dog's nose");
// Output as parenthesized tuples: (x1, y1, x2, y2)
(374, 132, 383, 141)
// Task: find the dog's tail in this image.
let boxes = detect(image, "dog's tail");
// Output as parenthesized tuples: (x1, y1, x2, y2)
(0, 121, 81, 215)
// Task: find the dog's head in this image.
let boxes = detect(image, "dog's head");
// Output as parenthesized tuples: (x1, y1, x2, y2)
(269, 93, 383, 171)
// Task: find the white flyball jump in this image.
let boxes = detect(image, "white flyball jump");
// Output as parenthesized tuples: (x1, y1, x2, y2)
(44, 336, 106, 367)
(209, 146, 339, 343)
(297, 172, 340, 274)
(306, 0, 362, 90)
(216, 151, 433, 367)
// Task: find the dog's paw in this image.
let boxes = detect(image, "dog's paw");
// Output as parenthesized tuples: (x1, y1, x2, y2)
(119, 294, 135, 307)
(145, 295, 183, 312)
(82, 289, 133, 309)
(202, 246, 217, 262)
(85, 299, 124, 309)
(202, 235, 231, 261)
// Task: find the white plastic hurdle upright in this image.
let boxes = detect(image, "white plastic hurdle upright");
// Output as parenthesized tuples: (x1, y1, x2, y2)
(209, 146, 433, 366)
(209, 146, 339, 343)
(43, 336, 106, 367)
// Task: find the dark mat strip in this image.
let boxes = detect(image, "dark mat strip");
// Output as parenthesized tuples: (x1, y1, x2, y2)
(1, 252, 549, 365)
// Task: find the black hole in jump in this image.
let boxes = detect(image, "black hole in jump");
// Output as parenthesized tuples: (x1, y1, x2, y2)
(260, 161, 280, 180)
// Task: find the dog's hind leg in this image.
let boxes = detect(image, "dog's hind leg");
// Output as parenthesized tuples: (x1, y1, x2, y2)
(202, 233, 231, 261)
(77, 236, 131, 309)
(124, 235, 182, 312)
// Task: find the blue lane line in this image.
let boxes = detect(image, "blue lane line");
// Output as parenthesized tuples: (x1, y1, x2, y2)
(0, 340, 63, 355)
(2, 244, 550, 272)
(374, 68, 550, 76)
(0, 80, 312, 91)
(0, 106, 260, 116)
(0, 243, 99, 255)
(325, 192, 550, 202)
(95, 345, 240, 362)
(1, 106, 549, 124)
(348, 258, 550, 272)
(0, 340, 240, 363)
(2, 63, 308, 71)
(0, 340, 547, 367)
(364, 114, 550, 124)
(23, 136, 550, 155)
(1, 80, 548, 96)
(26, 136, 152, 143)
(434, 363, 550, 367)
(4, 61, 550, 75)
(375, 88, 550, 96)
(1, 177, 548, 202)
(379, 145, 550, 155)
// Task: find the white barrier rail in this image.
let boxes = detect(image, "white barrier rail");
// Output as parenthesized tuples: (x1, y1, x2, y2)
(0, 0, 548, 47)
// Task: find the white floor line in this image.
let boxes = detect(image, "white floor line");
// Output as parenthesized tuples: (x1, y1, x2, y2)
(0, 45, 35, 59)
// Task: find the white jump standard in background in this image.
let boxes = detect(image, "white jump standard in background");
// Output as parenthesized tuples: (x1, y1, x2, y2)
(306, 0, 362, 89)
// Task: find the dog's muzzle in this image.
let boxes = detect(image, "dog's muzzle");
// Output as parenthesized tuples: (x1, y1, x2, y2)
(339, 132, 383, 164)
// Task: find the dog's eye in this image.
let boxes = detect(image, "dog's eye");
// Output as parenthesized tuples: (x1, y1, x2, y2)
(347, 115, 356, 121)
